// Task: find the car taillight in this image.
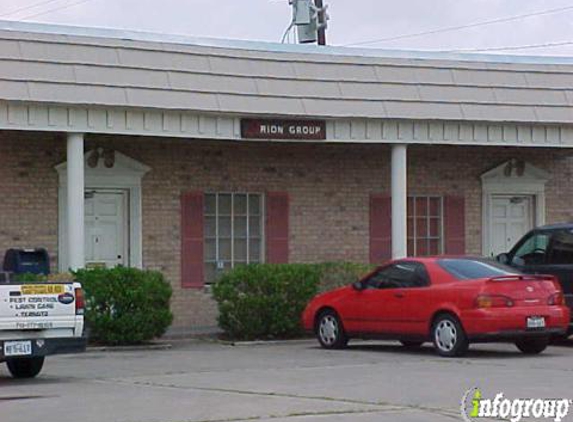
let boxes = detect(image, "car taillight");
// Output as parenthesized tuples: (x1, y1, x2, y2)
(475, 295, 514, 308)
(548, 292, 564, 306)
(75, 287, 85, 315)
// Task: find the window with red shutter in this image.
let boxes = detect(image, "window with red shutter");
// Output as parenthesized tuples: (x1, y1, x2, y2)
(371, 195, 455, 259)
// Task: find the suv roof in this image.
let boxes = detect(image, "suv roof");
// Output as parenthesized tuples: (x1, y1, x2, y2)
(535, 223, 573, 231)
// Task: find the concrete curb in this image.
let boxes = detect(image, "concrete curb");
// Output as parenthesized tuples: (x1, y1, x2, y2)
(224, 338, 316, 347)
(85, 337, 318, 351)
(86, 343, 172, 353)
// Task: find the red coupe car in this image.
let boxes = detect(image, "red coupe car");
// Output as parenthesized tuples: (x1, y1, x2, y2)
(302, 257, 570, 357)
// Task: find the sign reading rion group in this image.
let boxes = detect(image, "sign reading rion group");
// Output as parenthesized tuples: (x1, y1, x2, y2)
(241, 119, 326, 140)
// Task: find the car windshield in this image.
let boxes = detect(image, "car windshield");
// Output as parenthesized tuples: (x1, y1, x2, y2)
(438, 258, 521, 280)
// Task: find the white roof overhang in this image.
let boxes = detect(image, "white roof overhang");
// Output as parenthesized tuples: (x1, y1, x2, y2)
(1, 20, 573, 147)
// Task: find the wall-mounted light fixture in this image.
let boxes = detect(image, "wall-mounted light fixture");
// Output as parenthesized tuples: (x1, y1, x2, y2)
(503, 159, 525, 177)
(86, 148, 116, 169)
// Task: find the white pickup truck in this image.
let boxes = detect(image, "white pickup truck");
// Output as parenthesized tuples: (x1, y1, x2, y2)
(0, 281, 86, 378)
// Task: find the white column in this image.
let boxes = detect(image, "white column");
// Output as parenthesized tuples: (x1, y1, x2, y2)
(391, 144, 408, 259)
(67, 133, 85, 270)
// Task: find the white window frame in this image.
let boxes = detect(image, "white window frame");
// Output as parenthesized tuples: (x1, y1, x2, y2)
(204, 192, 265, 283)
(407, 195, 444, 256)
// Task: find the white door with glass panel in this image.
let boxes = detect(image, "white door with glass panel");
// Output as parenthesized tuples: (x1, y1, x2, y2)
(489, 196, 533, 256)
(85, 190, 128, 268)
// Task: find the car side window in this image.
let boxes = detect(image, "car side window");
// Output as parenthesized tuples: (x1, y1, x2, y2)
(362, 267, 390, 289)
(511, 233, 549, 266)
(547, 230, 573, 265)
(363, 262, 430, 289)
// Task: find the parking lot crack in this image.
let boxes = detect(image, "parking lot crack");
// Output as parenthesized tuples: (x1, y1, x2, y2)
(92, 378, 461, 421)
(94, 377, 392, 407)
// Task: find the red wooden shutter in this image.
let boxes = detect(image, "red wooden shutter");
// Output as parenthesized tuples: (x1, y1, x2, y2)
(370, 194, 392, 264)
(444, 196, 466, 254)
(266, 192, 289, 264)
(181, 191, 204, 288)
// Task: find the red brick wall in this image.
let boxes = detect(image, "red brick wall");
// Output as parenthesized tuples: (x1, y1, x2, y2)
(1, 130, 573, 333)
(0, 131, 60, 269)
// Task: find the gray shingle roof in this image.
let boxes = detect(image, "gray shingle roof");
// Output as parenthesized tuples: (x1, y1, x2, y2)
(1, 19, 573, 124)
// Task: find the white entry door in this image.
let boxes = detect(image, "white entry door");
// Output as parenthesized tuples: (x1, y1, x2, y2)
(85, 190, 129, 268)
(489, 196, 534, 256)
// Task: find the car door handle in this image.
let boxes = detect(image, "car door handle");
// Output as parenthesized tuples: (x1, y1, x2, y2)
(394, 292, 405, 298)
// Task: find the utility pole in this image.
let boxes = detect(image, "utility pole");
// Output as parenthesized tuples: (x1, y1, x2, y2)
(314, 0, 326, 46)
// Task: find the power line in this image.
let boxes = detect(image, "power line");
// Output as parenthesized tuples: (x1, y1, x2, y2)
(444, 39, 573, 53)
(281, 0, 297, 43)
(344, 4, 573, 47)
(0, 0, 64, 18)
(18, 0, 94, 20)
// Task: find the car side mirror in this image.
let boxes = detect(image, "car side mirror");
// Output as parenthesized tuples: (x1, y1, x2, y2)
(352, 281, 365, 291)
(496, 253, 509, 265)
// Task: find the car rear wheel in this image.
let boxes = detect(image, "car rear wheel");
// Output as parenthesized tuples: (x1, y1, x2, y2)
(316, 310, 348, 349)
(400, 341, 424, 349)
(6, 357, 45, 379)
(515, 338, 549, 355)
(432, 314, 469, 357)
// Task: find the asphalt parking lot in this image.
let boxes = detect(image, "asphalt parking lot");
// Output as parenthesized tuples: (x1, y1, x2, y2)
(1, 339, 573, 422)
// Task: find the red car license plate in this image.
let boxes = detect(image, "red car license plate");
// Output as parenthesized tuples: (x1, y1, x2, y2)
(526, 316, 546, 329)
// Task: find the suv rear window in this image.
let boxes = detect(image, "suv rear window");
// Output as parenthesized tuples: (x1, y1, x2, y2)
(438, 258, 521, 280)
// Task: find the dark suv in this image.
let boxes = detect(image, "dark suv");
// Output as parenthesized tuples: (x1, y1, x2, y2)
(497, 223, 573, 335)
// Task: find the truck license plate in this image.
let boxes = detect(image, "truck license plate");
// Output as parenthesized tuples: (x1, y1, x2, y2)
(527, 316, 546, 329)
(4, 341, 32, 357)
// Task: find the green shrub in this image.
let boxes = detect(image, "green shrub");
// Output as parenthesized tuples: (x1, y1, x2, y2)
(212, 264, 321, 340)
(75, 267, 173, 345)
(211, 262, 375, 340)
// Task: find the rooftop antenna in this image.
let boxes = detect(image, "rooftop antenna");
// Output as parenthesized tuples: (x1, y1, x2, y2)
(284, 0, 329, 45)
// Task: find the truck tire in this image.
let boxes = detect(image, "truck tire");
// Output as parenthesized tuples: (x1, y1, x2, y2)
(6, 357, 45, 379)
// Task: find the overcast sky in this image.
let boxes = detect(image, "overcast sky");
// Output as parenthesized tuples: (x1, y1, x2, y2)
(1, 0, 573, 56)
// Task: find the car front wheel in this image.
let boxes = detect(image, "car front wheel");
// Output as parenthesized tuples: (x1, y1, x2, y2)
(432, 314, 469, 357)
(515, 338, 549, 355)
(316, 310, 348, 349)
(6, 357, 45, 379)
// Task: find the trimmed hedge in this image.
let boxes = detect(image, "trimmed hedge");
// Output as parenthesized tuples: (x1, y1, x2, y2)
(212, 264, 320, 340)
(212, 262, 374, 340)
(15, 267, 173, 345)
(76, 267, 173, 345)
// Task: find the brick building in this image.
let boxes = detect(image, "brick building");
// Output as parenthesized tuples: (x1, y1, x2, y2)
(1, 21, 573, 334)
